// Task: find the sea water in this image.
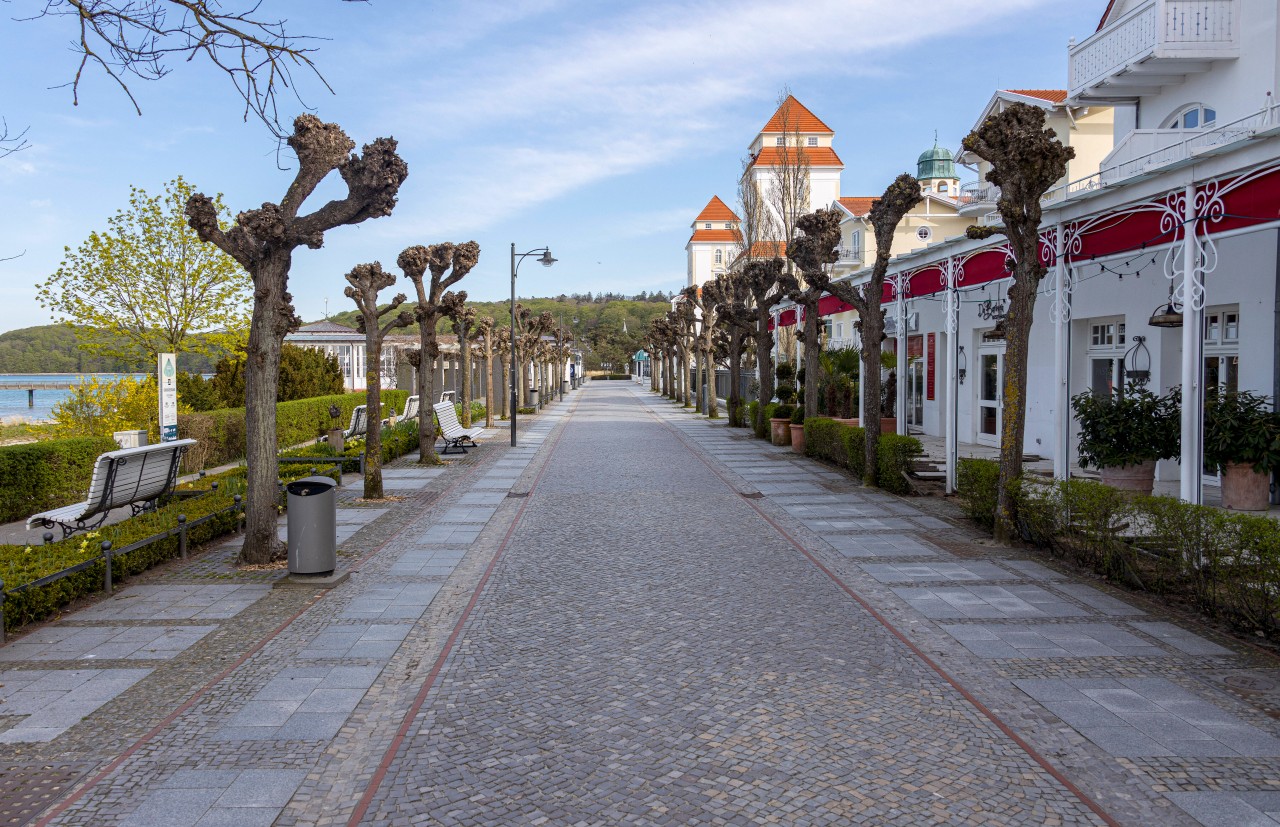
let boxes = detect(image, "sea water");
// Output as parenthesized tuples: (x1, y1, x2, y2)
(0, 374, 146, 423)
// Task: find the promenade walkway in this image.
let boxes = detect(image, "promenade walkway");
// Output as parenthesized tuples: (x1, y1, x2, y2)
(3, 384, 1280, 825)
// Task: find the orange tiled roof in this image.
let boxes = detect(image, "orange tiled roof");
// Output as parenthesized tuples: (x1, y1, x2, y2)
(1005, 89, 1068, 103)
(729, 241, 787, 262)
(695, 196, 739, 223)
(762, 95, 834, 134)
(751, 146, 843, 168)
(688, 229, 741, 243)
(837, 196, 876, 217)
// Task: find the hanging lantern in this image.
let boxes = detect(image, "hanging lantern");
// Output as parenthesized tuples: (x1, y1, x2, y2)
(981, 320, 1008, 342)
(957, 346, 968, 385)
(1147, 301, 1184, 328)
(1123, 334, 1151, 386)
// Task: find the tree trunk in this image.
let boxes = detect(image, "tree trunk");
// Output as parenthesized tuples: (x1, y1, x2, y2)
(240, 259, 289, 565)
(459, 331, 473, 428)
(416, 326, 441, 466)
(754, 312, 776, 439)
(803, 304, 821, 419)
(994, 274, 1038, 543)
(706, 349, 719, 419)
(362, 326, 384, 500)
(727, 336, 742, 427)
(484, 348, 495, 427)
(861, 310, 885, 487)
(682, 347, 693, 407)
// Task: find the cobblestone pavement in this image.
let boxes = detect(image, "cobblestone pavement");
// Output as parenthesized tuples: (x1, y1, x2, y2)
(6, 383, 1280, 825)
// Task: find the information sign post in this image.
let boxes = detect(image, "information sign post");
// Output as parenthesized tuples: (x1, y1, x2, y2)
(159, 353, 178, 442)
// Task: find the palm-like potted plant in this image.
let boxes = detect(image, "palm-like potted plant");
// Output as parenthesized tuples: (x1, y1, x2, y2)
(789, 406, 807, 454)
(1204, 390, 1280, 511)
(1072, 383, 1179, 494)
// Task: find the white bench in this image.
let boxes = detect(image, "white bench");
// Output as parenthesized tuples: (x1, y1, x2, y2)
(27, 439, 197, 538)
(432, 401, 484, 454)
(400, 395, 420, 423)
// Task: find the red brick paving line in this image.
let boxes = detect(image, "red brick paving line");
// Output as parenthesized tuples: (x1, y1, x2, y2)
(346, 393, 584, 826)
(30, 435, 511, 827)
(652, 401, 1123, 827)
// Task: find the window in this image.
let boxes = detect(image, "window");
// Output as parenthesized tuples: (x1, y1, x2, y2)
(724, 223, 732, 229)
(807, 136, 818, 147)
(1087, 316, 1127, 397)
(1204, 305, 1240, 346)
(915, 226, 932, 242)
(775, 136, 785, 146)
(1089, 321, 1125, 347)
(704, 222, 711, 229)
(938, 181, 949, 193)
(822, 319, 833, 339)
(1165, 104, 1217, 130)
(714, 249, 722, 264)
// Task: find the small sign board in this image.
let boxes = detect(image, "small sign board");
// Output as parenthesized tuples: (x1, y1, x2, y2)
(159, 353, 178, 442)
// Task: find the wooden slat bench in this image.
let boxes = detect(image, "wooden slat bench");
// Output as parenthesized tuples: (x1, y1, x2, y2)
(26, 439, 198, 538)
(432, 401, 484, 454)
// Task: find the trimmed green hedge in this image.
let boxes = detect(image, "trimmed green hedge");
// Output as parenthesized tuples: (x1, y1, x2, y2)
(178, 390, 408, 471)
(803, 417, 922, 495)
(0, 436, 120, 524)
(1, 463, 336, 631)
(281, 419, 421, 471)
(957, 457, 1280, 638)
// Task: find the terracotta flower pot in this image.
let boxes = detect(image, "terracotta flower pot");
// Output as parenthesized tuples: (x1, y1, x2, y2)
(770, 417, 792, 446)
(790, 424, 806, 453)
(1221, 462, 1271, 511)
(1100, 460, 1156, 494)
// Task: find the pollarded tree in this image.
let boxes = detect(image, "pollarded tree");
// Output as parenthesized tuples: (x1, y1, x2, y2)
(742, 258, 794, 437)
(474, 316, 496, 427)
(823, 174, 921, 487)
(443, 291, 478, 427)
(396, 242, 478, 465)
(344, 262, 411, 500)
(681, 285, 720, 418)
(186, 115, 407, 564)
(963, 102, 1075, 543)
(705, 272, 754, 427)
(40, 176, 249, 365)
(785, 208, 844, 419)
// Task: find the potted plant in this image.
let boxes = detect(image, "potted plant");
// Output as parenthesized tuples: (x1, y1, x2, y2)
(1205, 390, 1280, 511)
(789, 407, 807, 454)
(770, 404, 794, 446)
(1072, 383, 1179, 494)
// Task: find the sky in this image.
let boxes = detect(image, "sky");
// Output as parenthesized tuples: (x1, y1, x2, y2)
(0, 0, 1097, 336)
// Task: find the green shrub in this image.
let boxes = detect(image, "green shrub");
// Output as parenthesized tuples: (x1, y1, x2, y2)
(0, 436, 120, 523)
(771, 404, 794, 421)
(957, 458, 999, 529)
(177, 390, 407, 471)
(803, 417, 920, 495)
(517, 406, 536, 415)
(212, 344, 345, 408)
(790, 406, 805, 425)
(281, 419, 420, 471)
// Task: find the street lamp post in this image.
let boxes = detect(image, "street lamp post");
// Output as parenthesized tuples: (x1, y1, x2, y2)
(510, 243, 556, 447)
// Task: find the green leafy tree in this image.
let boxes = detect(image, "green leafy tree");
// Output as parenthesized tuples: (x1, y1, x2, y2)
(38, 176, 250, 365)
(176, 371, 221, 412)
(211, 344, 344, 408)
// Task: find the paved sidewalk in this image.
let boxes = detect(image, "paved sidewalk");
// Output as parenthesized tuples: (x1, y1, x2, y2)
(3, 384, 1280, 825)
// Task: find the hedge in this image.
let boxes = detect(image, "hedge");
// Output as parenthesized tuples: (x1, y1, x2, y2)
(0, 463, 337, 631)
(803, 417, 922, 495)
(957, 457, 1280, 638)
(0, 436, 120, 524)
(281, 419, 421, 471)
(178, 390, 408, 471)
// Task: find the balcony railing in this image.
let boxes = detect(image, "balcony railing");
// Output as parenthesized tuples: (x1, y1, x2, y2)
(958, 181, 1000, 213)
(837, 246, 862, 263)
(825, 337, 859, 352)
(1069, 0, 1238, 100)
(1042, 102, 1280, 205)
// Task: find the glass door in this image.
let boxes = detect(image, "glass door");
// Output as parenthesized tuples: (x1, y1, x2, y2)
(977, 349, 1003, 446)
(907, 357, 925, 429)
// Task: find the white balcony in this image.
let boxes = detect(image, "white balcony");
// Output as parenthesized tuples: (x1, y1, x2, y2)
(825, 337, 859, 352)
(958, 181, 1000, 215)
(1069, 0, 1239, 103)
(836, 246, 862, 264)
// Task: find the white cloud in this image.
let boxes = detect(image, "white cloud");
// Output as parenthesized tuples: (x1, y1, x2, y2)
(386, 0, 1047, 234)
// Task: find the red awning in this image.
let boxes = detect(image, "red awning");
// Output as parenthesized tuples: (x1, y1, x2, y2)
(818, 295, 854, 316)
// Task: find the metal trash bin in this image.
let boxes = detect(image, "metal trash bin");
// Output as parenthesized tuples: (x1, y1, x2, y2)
(286, 475, 337, 575)
(561, 380, 569, 394)
(527, 389, 540, 407)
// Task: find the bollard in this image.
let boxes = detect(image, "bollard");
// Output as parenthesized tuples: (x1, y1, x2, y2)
(177, 514, 188, 559)
(211, 481, 219, 493)
(43, 532, 54, 545)
(234, 494, 244, 531)
(102, 541, 114, 595)
(199, 470, 206, 479)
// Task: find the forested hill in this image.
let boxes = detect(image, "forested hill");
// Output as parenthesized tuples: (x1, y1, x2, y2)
(326, 294, 675, 372)
(0, 326, 223, 374)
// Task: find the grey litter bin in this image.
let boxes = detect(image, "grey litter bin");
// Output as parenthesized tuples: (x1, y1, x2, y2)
(560, 380, 569, 394)
(286, 475, 337, 575)
(527, 389, 540, 407)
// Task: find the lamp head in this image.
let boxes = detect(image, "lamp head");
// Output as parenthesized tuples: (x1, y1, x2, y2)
(539, 250, 557, 267)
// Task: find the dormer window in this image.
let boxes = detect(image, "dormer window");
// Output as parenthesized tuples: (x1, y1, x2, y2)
(724, 223, 732, 229)
(938, 182, 949, 193)
(1165, 104, 1217, 130)
(775, 137, 785, 146)
(704, 223, 711, 229)
(806, 136, 817, 147)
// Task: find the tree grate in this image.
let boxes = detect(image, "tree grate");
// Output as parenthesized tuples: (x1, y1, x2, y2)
(0, 762, 91, 827)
